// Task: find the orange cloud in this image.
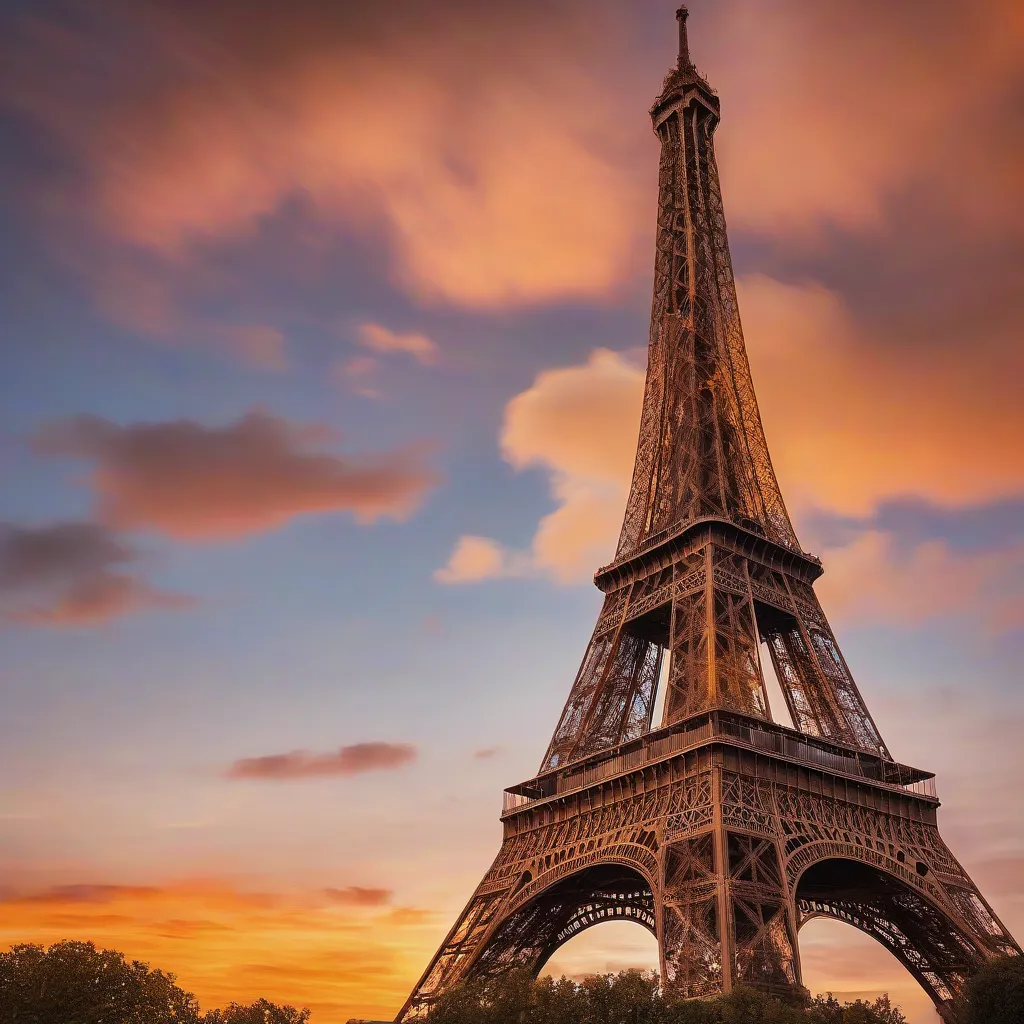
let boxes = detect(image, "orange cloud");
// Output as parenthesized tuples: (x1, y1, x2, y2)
(356, 324, 437, 365)
(227, 743, 417, 781)
(712, 1, 1024, 238)
(323, 888, 392, 908)
(0, 521, 192, 626)
(435, 349, 644, 585)
(19, 885, 163, 905)
(438, 283, 1024, 608)
(816, 531, 1024, 630)
(0, 881, 438, 1021)
(739, 275, 1024, 516)
(33, 411, 438, 540)
(4, 2, 646, 310)
(434, 535, 513, 584)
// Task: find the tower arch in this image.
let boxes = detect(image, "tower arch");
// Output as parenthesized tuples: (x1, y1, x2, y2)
(465, 862, 657, 983)
(795, 858, 985, 1011)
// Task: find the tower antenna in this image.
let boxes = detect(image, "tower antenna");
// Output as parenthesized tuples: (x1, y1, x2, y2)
(677, 6, 690, 67)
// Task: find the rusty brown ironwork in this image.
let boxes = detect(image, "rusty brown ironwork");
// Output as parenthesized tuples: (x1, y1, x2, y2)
(395, 8, 1020, 1021)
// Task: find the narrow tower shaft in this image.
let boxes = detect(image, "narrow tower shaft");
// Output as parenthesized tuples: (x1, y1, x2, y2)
(540, 47, 888, 771)
(617, 49, 797, 560)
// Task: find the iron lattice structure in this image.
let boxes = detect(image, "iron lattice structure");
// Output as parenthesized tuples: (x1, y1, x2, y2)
(396, 10, 1020, 1022)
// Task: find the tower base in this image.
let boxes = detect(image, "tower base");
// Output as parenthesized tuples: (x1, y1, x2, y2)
(397, 714, 1018, 1020)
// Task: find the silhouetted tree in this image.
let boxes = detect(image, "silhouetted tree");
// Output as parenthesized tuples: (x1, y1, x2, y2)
(0, 940, 312, 1024)
(427, 971, 907, 1024)
(0, 940, 202, 1023)
(807, 993, 905, 1024)
(961, 955, 1024, 1024)
(203, 999, 311, 1024)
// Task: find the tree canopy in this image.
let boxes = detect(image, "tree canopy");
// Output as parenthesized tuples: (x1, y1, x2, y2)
(0, 941, 310, 1024)
(0, 940, 201, 1024)
(3, 939, 1021, 1023)
(203, 999, 310, 1024)
(960, 954, 1024, 1024)
(427, 970, 908, 1024)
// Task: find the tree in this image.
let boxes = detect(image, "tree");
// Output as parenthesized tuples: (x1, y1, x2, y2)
(203, 999, 311, 1024)
(0, 940, 202, 1024)
(425, 971, 908, 1024)
(0, 941, 312, 1024)
(429, 970, 553, 1024)
(961, 955, 1024, 1024)
(577, 970, 666, 1024)
(717, 986, 806, 1023)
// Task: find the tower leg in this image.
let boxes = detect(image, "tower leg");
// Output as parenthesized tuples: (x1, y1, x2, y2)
(660, 828, 802, 1001)
(660, 832, 724, 996)
(396, 884, 513, 1019)
(399, 749, 1019, 1021)
(397, 827, 662, 1020)
(724, 830, 801, 997)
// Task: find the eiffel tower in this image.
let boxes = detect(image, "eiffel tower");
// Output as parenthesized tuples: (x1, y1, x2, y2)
(397, 9, 1020, 1021)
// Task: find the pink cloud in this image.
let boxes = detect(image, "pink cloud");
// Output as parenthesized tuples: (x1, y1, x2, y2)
(356, 323, 437, 365)
(323, 887, 392, 908)
(227, 742, 417, 781)
(435, 348, 644, 585)
(33, 411, 438, 540)
(4, 2, 646, 310)
(0, 521, 192, 626)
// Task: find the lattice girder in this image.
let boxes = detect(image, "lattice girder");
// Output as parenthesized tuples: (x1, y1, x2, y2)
(616, 63, 797, 560)
(396, 746, 1020, 1020)
(542, 529, 888, 769)
(397, 11, 1019, 1022)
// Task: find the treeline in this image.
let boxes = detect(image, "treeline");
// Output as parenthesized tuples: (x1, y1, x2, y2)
(0, 941, 309, 1023)
(428, 971, 905, 1024)
(1, 940, 1022, 1023)
(428, 962, 1024, 1024)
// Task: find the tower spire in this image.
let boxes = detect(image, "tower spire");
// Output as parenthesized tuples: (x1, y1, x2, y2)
(676, 6, 690, 67)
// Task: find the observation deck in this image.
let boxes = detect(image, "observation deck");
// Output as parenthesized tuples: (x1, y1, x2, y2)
(503, 710, 937, 819)
(596, 515, 823, 594)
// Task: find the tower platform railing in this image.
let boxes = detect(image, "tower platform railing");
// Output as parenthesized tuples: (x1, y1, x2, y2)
(503, 712, 937, 817)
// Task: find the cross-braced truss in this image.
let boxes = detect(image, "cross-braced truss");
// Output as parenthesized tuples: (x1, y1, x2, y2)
(395, 8, 1020, 1022)
(398, 750, 1018, 1020)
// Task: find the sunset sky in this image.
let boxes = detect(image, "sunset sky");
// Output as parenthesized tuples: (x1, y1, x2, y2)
(1, 2, 1023, 1022)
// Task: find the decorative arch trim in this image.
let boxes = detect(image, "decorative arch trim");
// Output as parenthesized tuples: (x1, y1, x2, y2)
(463, 848, 660, 983)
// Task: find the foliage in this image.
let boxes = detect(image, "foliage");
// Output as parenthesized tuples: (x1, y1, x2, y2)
(0, 940, 311, 1024)
(960, 954, 1024, 1024)
(428, 970, 907, 1024)
(203, 999, 311, 1024)
(806, 993, 905, 1024)
(0, 940, 202, 1023)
